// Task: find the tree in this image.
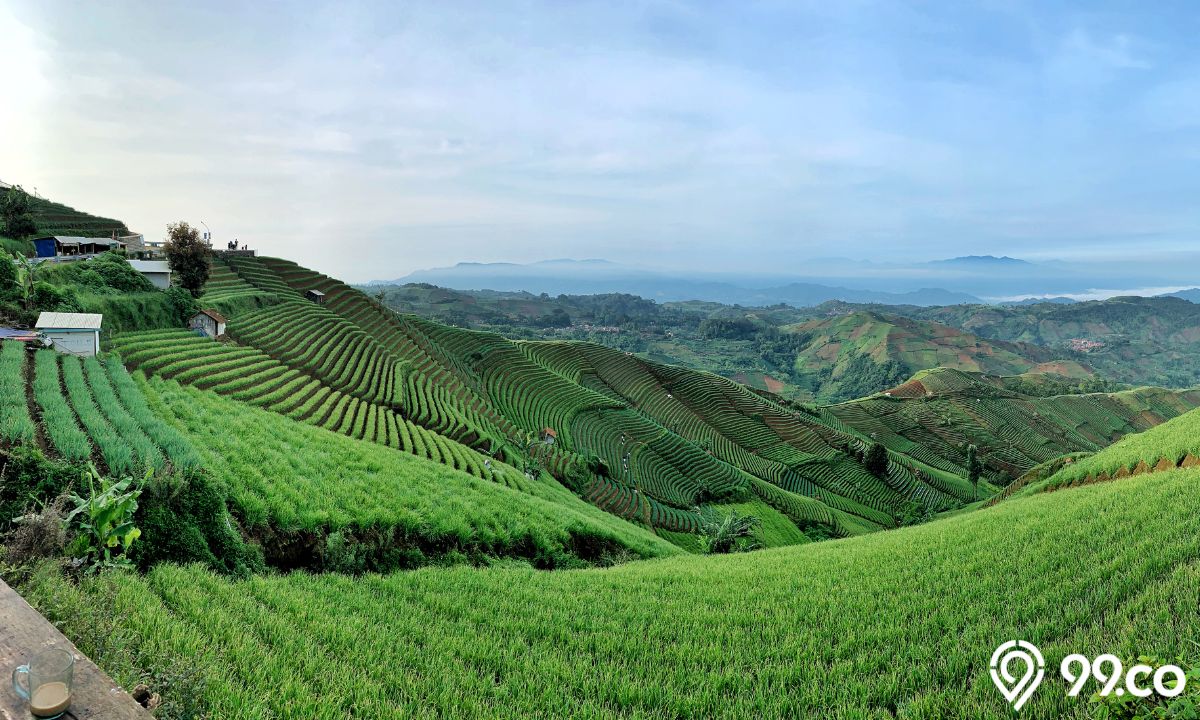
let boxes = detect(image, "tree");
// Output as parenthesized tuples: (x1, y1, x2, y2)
(863, 442, 888, 478)
(0, 186, 38, 240)
(164, 222, 211, 296)
(966, 444, 982, 499)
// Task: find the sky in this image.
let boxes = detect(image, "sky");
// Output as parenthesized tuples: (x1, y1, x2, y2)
(1, 0, 1199, 283)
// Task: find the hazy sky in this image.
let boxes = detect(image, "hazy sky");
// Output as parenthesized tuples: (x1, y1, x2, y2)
(2, 1, 1198, 282)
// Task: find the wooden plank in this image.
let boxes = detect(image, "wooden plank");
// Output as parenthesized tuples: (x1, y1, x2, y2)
(0, 579, 148, 719)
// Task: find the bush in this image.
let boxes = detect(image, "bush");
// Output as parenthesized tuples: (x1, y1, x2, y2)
(164, 286, 199, 326)
(30, 281, 82, 312)
(133, 470, 262, 577)
(3, 497, 69, 574)
(0, 447, 76, 535)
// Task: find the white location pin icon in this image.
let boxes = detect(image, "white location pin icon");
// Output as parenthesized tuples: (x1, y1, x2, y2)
(990, 640, 1046, 711)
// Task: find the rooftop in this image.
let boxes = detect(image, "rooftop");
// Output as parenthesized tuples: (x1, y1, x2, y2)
(127, 260, 171, 273)
(35, 312, 104, 330)
(195, 309, 228, 324)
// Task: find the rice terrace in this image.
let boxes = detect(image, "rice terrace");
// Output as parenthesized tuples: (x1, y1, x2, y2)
(5, 2, 1200, 719)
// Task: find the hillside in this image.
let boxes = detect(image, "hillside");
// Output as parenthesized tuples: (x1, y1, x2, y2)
(0, 344, 678, 568)
(784, 310, 1091, 401)
(827, 367, 1200, 484)
(21, 464, 1200, 718)
(883, 296, 1200, 388)
(4, 251, 1200, 718)
(1, 186, 129, 239)
(94, 256, 1200, 550)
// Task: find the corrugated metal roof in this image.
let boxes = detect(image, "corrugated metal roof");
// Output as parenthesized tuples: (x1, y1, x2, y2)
(35, 312, 103, 330)
(35, 236, 125, 246)
(128, 260, 171, 273)
(195, 309, 228, 324)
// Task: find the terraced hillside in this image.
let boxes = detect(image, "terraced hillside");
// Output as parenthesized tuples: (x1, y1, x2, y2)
(827, 368, 1200, 485)
(99, 256, 1200, 551)
(1, 186, 129, 238)
(0, 340, 679, 567)
(24, 462, 1200, 719)
(785, 310, 1091, 401)
(879, 295, 1200, 389)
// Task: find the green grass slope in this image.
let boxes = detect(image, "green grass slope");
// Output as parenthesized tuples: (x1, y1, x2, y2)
(1, 341, 678, 567)
(92, 255, 1194, 552)
(23, 468, 1200, 718)
(1029, 404, 1200, 492)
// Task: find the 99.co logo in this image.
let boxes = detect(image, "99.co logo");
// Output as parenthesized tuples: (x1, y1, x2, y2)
(1061, 654, 1186, 700)
(991, 642, 1187, 711)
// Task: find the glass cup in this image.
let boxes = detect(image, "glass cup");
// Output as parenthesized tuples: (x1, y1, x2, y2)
(11, 647, 74, 719)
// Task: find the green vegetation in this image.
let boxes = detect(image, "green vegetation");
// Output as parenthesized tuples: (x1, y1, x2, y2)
(18, 468, 1200, 718)
(164, 220, 210, 296)
(0, 186, 37, 240)
(31, 349, 92, 463)
(886, 295, 1200, 388)
(786, 310, 1088, 401)
(1, 186, 127, 238)
(62, 465, 144, 573)
(0, 342, 35, 443)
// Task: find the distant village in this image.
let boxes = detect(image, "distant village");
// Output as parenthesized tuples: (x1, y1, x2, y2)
(5, 224, 252, 358)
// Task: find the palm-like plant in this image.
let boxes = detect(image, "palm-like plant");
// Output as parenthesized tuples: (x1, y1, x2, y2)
(697, 509, 761, 554)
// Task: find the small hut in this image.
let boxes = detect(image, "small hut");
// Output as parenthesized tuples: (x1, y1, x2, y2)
(35, 312, 102, 356)
(189, 309, 227, 339)
(305, 289, 326, 304)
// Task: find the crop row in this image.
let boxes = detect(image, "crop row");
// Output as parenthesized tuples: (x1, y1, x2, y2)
(0, 341, 35, 443)
(32, 467, 1200, 718)
(132, 374, 678, 560)
(110, 330, 515, 485)
(31, 350, 92, 462)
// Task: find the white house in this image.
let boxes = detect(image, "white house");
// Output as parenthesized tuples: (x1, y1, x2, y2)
(189, 309, 227, 339)
(128, 259, 172, 289)
(35, 312, 102, 357)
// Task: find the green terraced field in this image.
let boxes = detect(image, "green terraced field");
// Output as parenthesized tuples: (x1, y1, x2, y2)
(827, 368, 1200, 485)
(1, 340, 678, 567)
(1028, 405, 1200, 491)
(22, 466, 1200, 719)
(91, 256, 1189, 552)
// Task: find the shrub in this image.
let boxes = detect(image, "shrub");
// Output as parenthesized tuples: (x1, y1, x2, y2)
(697, 509, 761, 554)
(63, 465, 145, 574)
(132, 470, 262, 577)
(0, 446, 77, 533)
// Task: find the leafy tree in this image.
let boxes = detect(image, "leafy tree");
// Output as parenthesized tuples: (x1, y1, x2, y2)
(864, 442, 888, 478)
(0, 186, 38, 240)
(966, 444, 982, 499)
(164, 286, 200, 326)
(164, 221, 211, 296)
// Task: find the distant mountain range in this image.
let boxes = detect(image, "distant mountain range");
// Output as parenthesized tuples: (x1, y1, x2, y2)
(1161, 288, 1200, 303)
(383, 255, 1200, 307)
(387, 258, 982, 307)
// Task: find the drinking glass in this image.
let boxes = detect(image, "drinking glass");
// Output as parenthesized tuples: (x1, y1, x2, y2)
(11, 647, 74, 719)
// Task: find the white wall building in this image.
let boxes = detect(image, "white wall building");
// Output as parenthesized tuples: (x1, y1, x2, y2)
(128, 259, 173, 289)
(35, 312, 102, 357)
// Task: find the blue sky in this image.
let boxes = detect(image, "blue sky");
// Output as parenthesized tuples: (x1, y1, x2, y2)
(2, 1, 1198, 282)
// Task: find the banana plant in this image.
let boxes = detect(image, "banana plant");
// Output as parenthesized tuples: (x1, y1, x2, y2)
(63, 464, 148, 573)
